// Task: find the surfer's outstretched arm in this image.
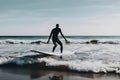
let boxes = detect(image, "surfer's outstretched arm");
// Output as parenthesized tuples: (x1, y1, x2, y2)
(60, 29, 69, 43)
(47, 30, 53, 43)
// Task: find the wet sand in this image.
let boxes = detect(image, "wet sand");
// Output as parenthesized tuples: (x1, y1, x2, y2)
(0, 67, 120, 80)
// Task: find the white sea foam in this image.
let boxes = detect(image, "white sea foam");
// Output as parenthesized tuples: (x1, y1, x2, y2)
(38, 57, 120, 73)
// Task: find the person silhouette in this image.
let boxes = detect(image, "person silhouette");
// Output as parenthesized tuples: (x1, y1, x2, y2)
(47, 24, 69, 53)
(49, 75, 63, 80)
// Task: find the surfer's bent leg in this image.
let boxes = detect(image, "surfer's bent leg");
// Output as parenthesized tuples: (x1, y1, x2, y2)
(57, 39, 63, 53)
(52, 40, 57, 52)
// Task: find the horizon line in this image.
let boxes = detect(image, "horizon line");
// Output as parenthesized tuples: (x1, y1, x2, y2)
(1, 35, 120, 36)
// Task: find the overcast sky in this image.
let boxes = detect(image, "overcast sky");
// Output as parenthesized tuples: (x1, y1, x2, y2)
(0, 0, 120, 35)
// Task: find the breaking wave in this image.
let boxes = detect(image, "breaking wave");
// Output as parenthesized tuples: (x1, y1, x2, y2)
(0, 50, 120, 73)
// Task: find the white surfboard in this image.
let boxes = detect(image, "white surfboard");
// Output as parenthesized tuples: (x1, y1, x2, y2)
(30, 50, 62, 57)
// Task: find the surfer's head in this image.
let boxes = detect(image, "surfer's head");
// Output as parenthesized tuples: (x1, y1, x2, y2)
(56, 24, 59, 28)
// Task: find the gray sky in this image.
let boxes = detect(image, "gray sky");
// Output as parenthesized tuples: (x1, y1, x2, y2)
(0, 0, 120, 35)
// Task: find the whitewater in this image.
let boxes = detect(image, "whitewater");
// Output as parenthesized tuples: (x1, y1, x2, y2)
(0, 36, 120, 73)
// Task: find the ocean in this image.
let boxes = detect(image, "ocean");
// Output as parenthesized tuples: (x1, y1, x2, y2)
(0, 36, 120, 74)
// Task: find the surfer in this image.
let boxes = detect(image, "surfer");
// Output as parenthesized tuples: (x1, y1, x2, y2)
(47, 24, 69, 53)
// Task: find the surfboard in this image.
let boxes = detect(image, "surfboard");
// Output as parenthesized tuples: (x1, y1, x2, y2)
(30, 50, 62, 57)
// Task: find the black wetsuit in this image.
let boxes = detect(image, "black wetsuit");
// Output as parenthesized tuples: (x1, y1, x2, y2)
(51, 28, 63, 53)
(52, 28, 62, 44)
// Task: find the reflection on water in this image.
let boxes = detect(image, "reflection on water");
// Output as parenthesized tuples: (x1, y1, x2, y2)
(30, 69, 120, 80)
(0, 68, 120, 80)
(49, 75, 63, 80)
